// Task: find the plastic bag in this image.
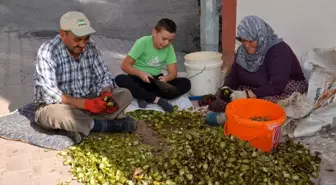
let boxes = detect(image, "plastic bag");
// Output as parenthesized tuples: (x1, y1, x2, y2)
(293, 47, 336, 138)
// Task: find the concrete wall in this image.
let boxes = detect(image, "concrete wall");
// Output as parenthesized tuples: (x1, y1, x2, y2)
(0, 0, 200, 52)
(236, 0, 336, 60)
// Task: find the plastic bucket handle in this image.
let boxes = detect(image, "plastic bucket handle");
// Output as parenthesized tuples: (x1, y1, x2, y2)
(187, 66, 206, 79)
(184, 62, 221, 79)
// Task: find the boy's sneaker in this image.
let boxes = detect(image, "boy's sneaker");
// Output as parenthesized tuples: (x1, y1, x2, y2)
(157, 98, 174, 112)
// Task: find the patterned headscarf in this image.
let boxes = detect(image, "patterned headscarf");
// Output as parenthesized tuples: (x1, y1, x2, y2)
(236, 16, 283, 72)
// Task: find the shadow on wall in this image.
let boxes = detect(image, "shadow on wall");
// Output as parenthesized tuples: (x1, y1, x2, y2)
(0, 0, 200, 52)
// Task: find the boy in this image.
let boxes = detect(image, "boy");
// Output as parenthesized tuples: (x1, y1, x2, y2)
(115, 18, 191, 112)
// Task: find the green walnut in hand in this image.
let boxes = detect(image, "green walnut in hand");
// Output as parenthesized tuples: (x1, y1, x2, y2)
(104, 96, 115, 107)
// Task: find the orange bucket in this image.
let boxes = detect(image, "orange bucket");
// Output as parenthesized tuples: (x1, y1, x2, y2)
(224, 98, 286, 152)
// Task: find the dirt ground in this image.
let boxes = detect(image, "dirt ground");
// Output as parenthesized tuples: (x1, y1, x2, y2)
(134, 120, 169, 155)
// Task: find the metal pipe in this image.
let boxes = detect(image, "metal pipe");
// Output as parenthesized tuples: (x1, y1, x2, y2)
(200, 0, 220, 52)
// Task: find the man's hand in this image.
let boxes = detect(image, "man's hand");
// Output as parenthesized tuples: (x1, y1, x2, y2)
(158, 76, 167, 82)
(101, 92, 119, 114)
(230, 90, 248, 100)
(84, 97, 107, 114)
(138, 71, 152, 83)
(101, 91, 112, 98)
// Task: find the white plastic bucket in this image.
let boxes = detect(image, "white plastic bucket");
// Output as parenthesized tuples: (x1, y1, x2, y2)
(184, 51, 223, 96)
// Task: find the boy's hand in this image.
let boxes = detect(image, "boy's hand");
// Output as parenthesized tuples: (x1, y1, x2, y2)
(158, 76, 167, 82)
(138, 71, 152, 83)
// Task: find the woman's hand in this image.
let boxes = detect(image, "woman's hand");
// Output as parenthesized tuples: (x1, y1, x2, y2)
(230, 90, 248, 100)
(230, 90, 256, 100)
(247, 90, 256, 98)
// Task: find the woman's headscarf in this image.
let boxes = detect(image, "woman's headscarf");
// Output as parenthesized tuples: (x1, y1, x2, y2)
(235, 15, 283, 72)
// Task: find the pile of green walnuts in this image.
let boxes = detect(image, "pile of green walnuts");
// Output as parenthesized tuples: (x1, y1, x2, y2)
(58, 108, 321, 185)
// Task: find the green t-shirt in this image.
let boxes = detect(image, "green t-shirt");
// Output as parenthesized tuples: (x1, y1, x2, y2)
(128, 35, 177, 76)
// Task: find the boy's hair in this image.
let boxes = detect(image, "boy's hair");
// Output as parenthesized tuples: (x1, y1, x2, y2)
(154, 18, 177, 33)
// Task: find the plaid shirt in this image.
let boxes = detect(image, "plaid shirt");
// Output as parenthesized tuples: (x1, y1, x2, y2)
(33, 35, 115, 104)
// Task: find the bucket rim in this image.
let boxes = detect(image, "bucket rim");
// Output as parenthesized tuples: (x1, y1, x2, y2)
(184, 51, 223, 61)
(184, 60, 222, 70)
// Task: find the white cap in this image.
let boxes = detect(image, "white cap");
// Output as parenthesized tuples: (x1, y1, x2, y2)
(60, 11, 96, 37)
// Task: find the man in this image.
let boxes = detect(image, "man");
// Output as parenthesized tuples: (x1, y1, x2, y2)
(33, 11, 136, 143)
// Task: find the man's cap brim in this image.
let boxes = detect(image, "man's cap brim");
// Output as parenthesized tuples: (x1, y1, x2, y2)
(71, 26, 96, 37)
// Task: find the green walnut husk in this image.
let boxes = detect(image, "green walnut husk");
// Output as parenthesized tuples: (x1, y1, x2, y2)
(59, 107, 321, 185)
(220, 88, 233, 101)
(103, 96, 109, 102)
(104, 96, 115, 107)
(223, 89, 231, 95)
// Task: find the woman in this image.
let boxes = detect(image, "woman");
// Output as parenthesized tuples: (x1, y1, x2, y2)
(204, 15, 308, 125)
